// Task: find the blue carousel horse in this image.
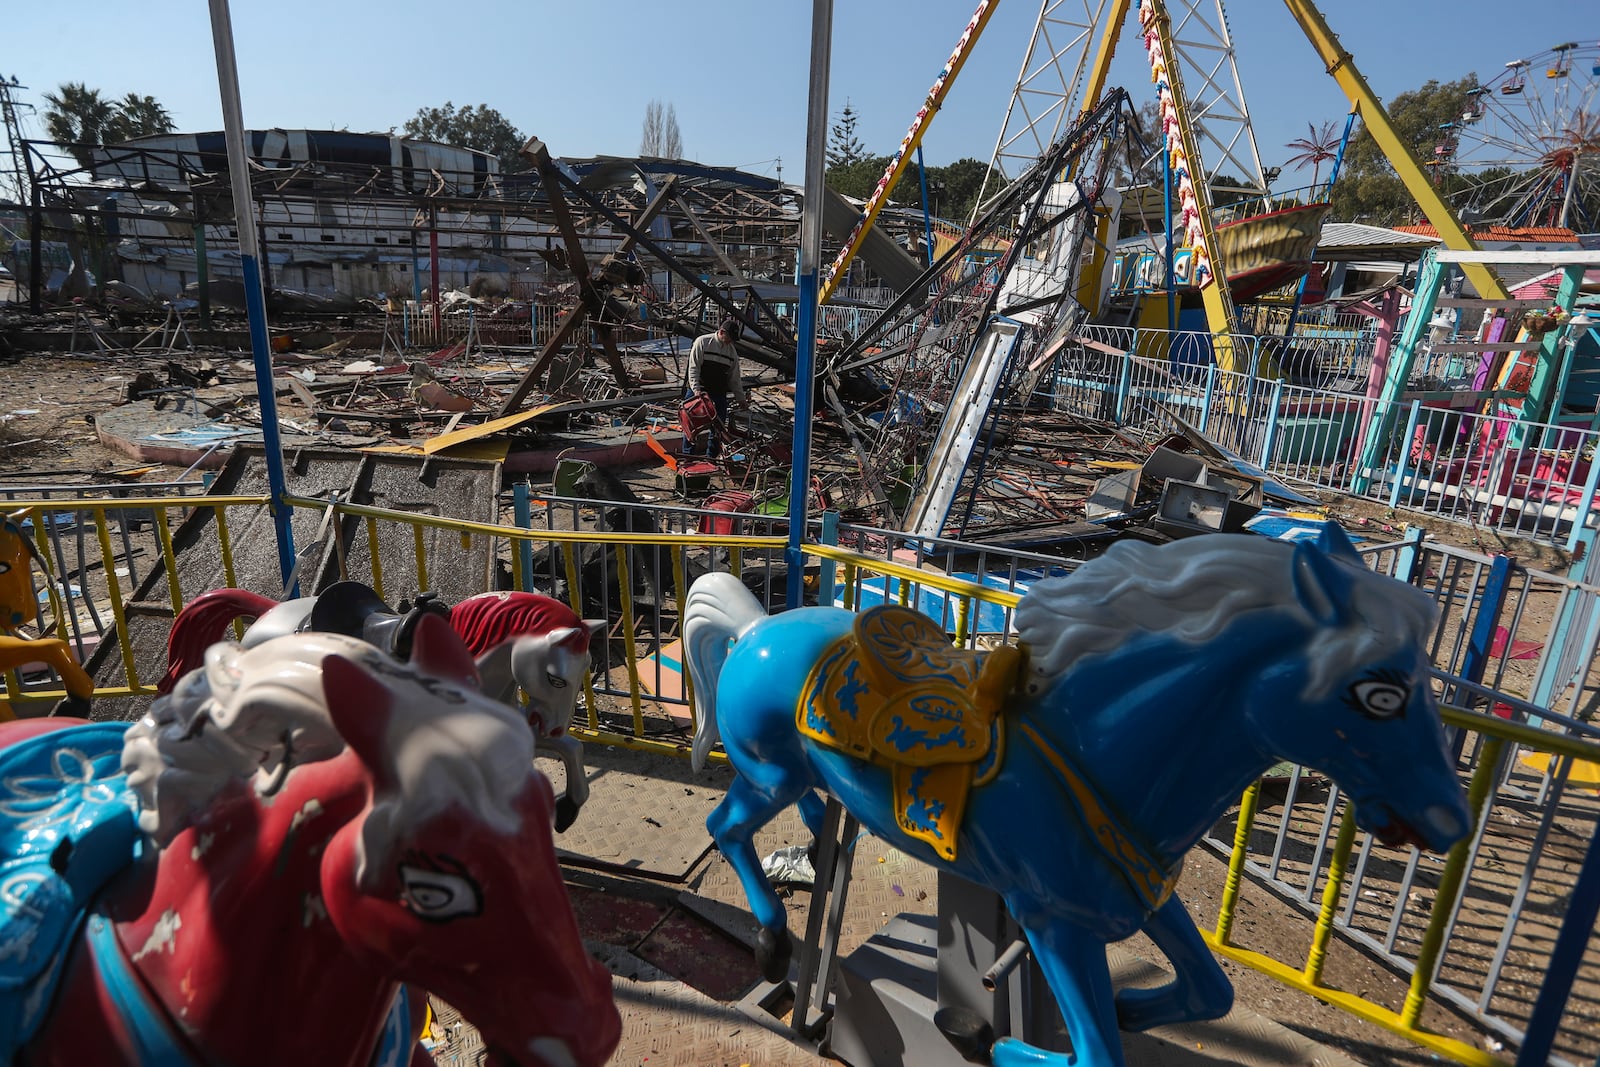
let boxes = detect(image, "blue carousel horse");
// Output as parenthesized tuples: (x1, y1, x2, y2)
(683, 530, 1471, 1067)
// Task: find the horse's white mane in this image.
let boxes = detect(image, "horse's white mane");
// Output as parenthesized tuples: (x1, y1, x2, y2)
(123, 632, 537, 884)
(1014, 535, 1437, 699)
(123, 633, 356, 843)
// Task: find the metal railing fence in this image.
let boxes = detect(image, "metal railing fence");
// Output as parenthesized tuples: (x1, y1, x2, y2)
(1048, 339, 1600, 547)
(2, 491, 1598, 1064)
(399, 300, 668, 349)
(308, 496, 1600, 1067)
(0, 494, 267, 706)
(1199, 533, 1600, 1067)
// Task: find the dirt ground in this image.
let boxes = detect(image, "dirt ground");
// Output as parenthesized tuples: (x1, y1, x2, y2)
(0, 352, 144, 479)
(0, 345, 1586, 1065)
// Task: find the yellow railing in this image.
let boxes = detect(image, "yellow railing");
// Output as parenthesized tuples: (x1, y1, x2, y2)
(284, 494, 786, 757)
(1, 495, 268, 711)
(1203, 708, 1600, 1067)
(1204, 707, 1600, 1067)
(5, 493, 1596, 1064)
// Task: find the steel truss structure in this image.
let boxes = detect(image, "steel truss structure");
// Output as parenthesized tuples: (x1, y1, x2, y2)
(816, 91, 1143, 536)
(10, 137, 803, 319)
(978, 0, 1266, 212)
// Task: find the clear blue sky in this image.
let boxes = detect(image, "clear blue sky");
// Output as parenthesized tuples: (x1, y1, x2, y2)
(3, 1, 1593, 182)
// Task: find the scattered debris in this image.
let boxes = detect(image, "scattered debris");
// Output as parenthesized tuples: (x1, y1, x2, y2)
(760, 846, 816, 887)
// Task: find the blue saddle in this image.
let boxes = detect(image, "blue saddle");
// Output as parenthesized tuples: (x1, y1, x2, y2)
(0, 721, 142, 1057)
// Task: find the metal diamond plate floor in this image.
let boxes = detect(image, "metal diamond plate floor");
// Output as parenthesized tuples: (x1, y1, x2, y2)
(547, 746, 732, 881)
(426, 746, 1364, 1067)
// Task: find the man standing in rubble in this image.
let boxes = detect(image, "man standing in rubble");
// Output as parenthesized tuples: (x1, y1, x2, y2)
(685, 317, 746, 458)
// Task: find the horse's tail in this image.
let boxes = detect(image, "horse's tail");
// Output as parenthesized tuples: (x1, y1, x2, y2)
(684, 572, 766, 772)
(159, 588, 279, 695)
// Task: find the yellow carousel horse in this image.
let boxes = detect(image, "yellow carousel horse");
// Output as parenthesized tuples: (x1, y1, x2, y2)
(0, 512, 93, 719)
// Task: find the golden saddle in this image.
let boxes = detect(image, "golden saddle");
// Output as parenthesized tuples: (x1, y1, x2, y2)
(798, 605, 1025, 860)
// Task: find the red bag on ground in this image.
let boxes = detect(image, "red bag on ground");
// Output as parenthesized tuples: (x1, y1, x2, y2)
(679, 394, 718, 448)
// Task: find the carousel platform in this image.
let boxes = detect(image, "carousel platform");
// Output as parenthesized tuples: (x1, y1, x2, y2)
(425, 751, 1367, 1067)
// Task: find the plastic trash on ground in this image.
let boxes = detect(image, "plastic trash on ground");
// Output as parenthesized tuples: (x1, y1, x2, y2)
(760, 844, 815, 886)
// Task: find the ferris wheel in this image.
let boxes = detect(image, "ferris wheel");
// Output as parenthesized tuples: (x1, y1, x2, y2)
(1437, 41, 1600, 231)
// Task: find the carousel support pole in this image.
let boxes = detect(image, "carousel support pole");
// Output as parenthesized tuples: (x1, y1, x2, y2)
(207, 0, 297, 593)
(256, 219, 273, 294)
(1516, 819, 1600, 1066)
(193, 192, 212, 330)
(1346, 285, 1401, 486)
(1164, 146, 1176, 332)
(512, 480, 536, 588)
(918, 145, 936, 268)
(28, 180, 43, 314)
(785, 0, 833, 611)
(429, 203, 442, 338)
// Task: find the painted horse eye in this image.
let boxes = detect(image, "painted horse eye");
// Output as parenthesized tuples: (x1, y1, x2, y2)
(399, 865, 482, 921)
(1349, 679, 1408, 720)
(0, 561, 10, 574)
(546, 671, 568, 689)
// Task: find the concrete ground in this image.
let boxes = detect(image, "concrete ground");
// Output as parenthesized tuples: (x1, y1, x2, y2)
(424, 747, 1367, 1067)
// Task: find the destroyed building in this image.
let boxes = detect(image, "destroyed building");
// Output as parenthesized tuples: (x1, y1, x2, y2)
(9, 130, 814, 318)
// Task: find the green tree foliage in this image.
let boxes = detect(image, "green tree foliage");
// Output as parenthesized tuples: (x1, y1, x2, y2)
(826, 155, 894, 201)
(42, 83, 175, 169)
(925, 157, 1007, 221)
(42, 83, 116, 168)
(108, 93, 174, 141)
(1209, 174, 1252, 209)
(1130, 98, 1165, 169)
(1329, 75, 1476, 225)
(1460, 165, 1523, 222)
(825, 153, 1008, 224)
(827, 102, 865, 168)
(403, 102, 528, 173)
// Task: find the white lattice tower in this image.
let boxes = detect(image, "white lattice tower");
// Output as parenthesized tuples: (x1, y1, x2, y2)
(974, 0, 1118, 215)
(1162, 0, 1266, 191)
(977, 0, 1267, 212)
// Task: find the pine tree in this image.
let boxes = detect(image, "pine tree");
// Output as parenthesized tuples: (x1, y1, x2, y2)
(827, 101, 865, 168)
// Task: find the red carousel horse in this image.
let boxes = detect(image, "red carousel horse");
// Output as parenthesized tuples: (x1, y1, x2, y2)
(158, 584, 602, 829)
(0, 615, 619, 1067)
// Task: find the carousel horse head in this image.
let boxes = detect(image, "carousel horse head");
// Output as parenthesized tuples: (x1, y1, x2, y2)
(1014, 527, 1464, 852)
(11, 615, 619, 1067)
(1, 511, 41, 628)
(436, 590, 604, 832)
(448, 590, 603, 739)
(157, 583, 605, 832)
(159, 585, 601, 739)
(156, 581, 452, 695)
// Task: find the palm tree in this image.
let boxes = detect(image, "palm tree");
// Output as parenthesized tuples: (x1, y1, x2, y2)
(1284, 121, 1342, 187)
(110, 93, 175, 141)
(42, 82, 115, 168)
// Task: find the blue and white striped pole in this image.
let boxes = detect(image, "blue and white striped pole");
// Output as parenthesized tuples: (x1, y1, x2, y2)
(208, 0, 297, 594)
(785, 0, 833, 611)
